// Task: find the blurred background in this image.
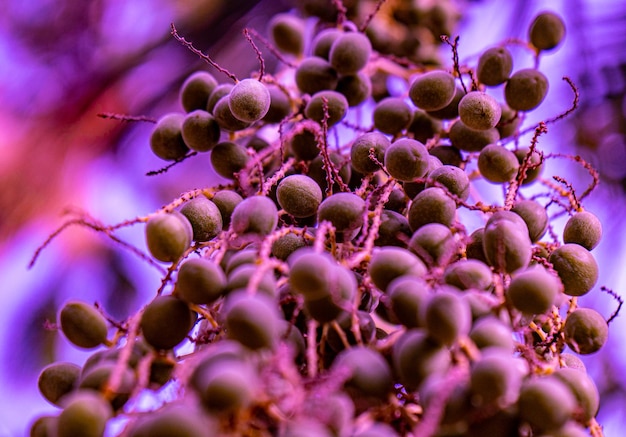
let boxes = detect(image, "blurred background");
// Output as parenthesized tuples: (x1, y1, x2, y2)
(0, 0, 624, 435)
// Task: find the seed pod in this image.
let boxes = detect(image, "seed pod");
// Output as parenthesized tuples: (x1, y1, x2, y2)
(58, 301, 108, 349)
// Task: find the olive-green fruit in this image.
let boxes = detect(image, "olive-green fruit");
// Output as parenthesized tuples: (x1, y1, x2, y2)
(483, 214, 532, 273)
(336, 72, 372, 107)
(288, 121, 320, 161)
(478, 144, 520, 183)
(426, 85, 465, 120)
(529, 12, 566, 51)
(424, 289, 471, 346)
(477, 47, 513, 86)
(392, 329, 451, 390)
(469, 316, 515, 352)
(228, 78, 271, 123)
(150, 113, 190, 161)
(263, 85, 292, 123)
(563, 211, 602, 250)
(57, 391, 113, 437)
(58, 301, 108, 349)
(368, 246, 427, 292)
(224, 248, 258, 275)
(79, 362, 136, 410)
(448, 119, 500, 152)
(374, 210, 412, 247)
(512, 199, 549, 242)
(407, 109, 441, 143)
(226, 264, 277, 297)
(386, 275, 430, 328)
(444, 259, 493, 291)
(458, 91, 502, 131)
(505, 69, 549, 111)
(497, 102, 521, 139)
(29, 415, 58, 437)
(535, 422, 591, 437)
(563, 308, 608, 355)
(518, 377, 575, 431)
(206, 83, 233, 114)
(140, 295, 196, 350)
(211, 190, 242, 229)
(384, 138, 429, 182)
(271, 231, 307, 261)
(224, 291, 280, 350)
(295, 57, 339, 95)
(409, 223, 459, 267)
(429, 145, 462, 168)
(128, 404, 212, 437)
(211, 141, 250, 180)
(305, 90, 349, 126)
(145, 211, 192, 263)
(549, 244, 598, 296)
(426, 164, 470, 201)
(308, 151, 351, 193)
(180, 71, 218, 113)
(38, 362, 80, 406)
(373, 97, 412, 135)
(507, 265, 561, 315)
(350, 132, 390, 174)
(332, 346, 393, 399)
(176, 258, 226, 304)
(231, 195, 278, 235)
(213, 96, 252, 131)
(317, 192, 365, 241)
(180, 197, 222, 242)
(329, 31, 372, 75)
(554, 368, 599, 421)
(470, 352, 522, 407)
(288, 248, 336, 300)
(353, 423, 400, 437)
(409, 71, 456, 111)
(408, 186, 457, 231)
(515, 147, 543, 185)
(195, 358, 256, 413)
(312, 28, 342, 60)
(181, 110, 220, 152)
(277, 174, 323, 218)
(269, 13, 305, 56)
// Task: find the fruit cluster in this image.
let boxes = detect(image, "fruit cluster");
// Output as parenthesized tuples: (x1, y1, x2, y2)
(30, 2, 616, 437)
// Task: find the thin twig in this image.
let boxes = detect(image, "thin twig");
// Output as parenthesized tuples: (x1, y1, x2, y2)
(97, 113, 157, 123)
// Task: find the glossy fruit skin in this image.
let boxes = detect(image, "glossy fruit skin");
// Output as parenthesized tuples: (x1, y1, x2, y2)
(409, 71, 456, 111)
(507, 265, 562, 315)
(140, 295, 196, 350)
(392, 329, 451, 390)
(145, 211, 193, 263)
(58, 301, 108, 349)
(549, 244, 598, 296)
(469, 352, 523, 407)
(563, 211, 602, 250)
(38, 362, 80, 406)
(477, 46, 513, 86)
(505, 68, 549, 111)
(563, 308, 608, 355)
(150, 113, 190, 161)
(180, 196, 222, 242)
(529, 11, 566, 51)
(277, 174, 323, 218)
(57, 391, 113, 437)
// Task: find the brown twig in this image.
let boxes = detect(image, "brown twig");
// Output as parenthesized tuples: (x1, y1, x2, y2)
(97, 113, 157, 123)
(146, 151, 198, 176)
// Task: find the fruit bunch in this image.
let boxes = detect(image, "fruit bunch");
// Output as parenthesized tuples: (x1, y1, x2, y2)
(30, 3, 617, 437)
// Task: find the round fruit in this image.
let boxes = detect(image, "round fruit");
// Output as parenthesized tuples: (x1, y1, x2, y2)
(228, 78, 271, 123)
(277, 174, 323, 218)
(407, 186, 457, 231)
(223, 291, 280, 350)
(373, 97, 412, 135)
(529, 11, 566, 51)
(409, 71, 457, 111)
(448, 119, 500, 152)
(384, 138, 429, 182)
(230, 195, 278, 236)
(175, 258, 226, 304)
(478, 144, 519, 183)
(145, 211, 193, 263)
(58, 301, 108, 349)
(57, 391, 113, 437)
(140, 295, 196, 350)
(304, 90, 349, 126)
(424, 289, 471, 346)
(549, 244, 598, 296)
(458, 91, 502, 131)
(563, 211, 602, 250)
(563, 308, 608, 355)
(368, 246, 427, 292)
(179, 197, 222, 242)
(295, 57, 339, 95)
(507, 265, 562, 315)
(350, 132, 390, 174)
(518, 377, 575, 431)
(181, 110, 220, 152)
(512, 199, 549, 242)
(317, 192, 366, 241)
(505, 69, 549, 111)
(477, 46, 513, 86)
(329, 31, 372, 75)
(150, 113, 189, 161)
(269, 13, 305, 56)
(179, 71, 218, 113)
(38, 362, 80, 406)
